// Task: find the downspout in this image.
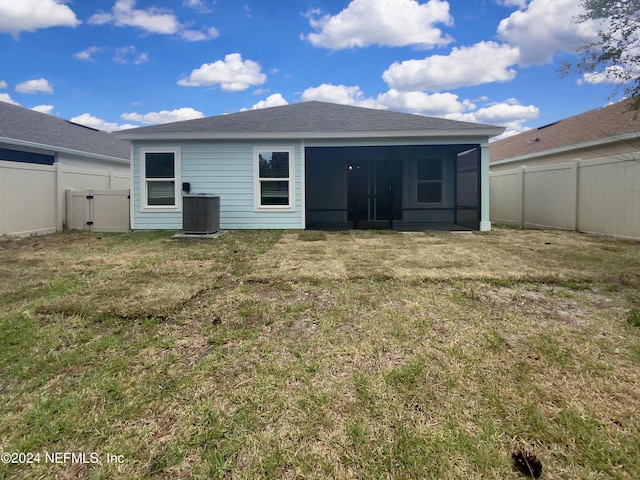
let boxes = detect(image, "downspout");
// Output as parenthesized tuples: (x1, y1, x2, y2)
(300, 140, 306, 230)
(129, 142, 135, 230)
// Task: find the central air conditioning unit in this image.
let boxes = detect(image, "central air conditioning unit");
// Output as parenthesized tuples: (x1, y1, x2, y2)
(182, 194, 220, 234)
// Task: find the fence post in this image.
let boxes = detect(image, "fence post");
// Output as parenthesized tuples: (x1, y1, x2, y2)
(519, 166, 525, 228)
(55, 162, 64, 231)
(108, 169, 114, 189)
(571, 159, 580, 232)
(479, 144, 491, 231)
(65, 189, 72, 231)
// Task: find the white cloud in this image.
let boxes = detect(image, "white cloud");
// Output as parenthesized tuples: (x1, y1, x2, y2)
(178, 53, 267, 92)
(248, 94, 289, 110)
(15, 78, 53, 94)
(74, 46, 101, 62)
(300, 83, 382, 108)
(121, 107, 204, 125)
(89, 0, 218, 41)
(376, 89, 472, 116)
(579, 72, 615, 86)
(181, 27, 219, 42)
(0, 0, 80, 38)
(87, 12, 114, 25)
(114, 46, 149, 64)
(70, 113, 137, 132)
(89, 0, 181, 34)
(135, 53, 149, 64)
(300, 84, 481, 119)
(496, 0, 528, 8)
(31, 104, 54, 114)
(183, 0, 213, 13)
(0, 80, 7, 89)
(75, 45, 152, 64)
(497, 0, 598, 66)
(382, 41, 520, 91)
(577, 66, 631, 85)
(0, 93, 19, 105)
(304, 0, 453, 50)
(450, 99, 539, 136)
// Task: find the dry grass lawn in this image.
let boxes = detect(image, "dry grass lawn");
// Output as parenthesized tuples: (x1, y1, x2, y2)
(0, 228, 639, 479)
(252, 229, 637, 282)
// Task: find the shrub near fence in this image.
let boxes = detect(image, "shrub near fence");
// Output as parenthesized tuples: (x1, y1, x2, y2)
(490, 155, 640, 240)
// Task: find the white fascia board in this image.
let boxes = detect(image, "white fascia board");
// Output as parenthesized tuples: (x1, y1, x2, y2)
(0, 136, 130, 165)
(491, 131, 640, 166)
(116, 127, 505, 141)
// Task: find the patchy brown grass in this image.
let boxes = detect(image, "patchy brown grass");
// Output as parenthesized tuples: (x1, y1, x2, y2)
(251, 229, 640, 283)
(0, 228, 639, 479)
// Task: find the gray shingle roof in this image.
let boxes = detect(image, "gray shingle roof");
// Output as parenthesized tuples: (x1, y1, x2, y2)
(490, 98, 640, 162)
(117, 101, 504, 139)
(0, 100, 129, 160)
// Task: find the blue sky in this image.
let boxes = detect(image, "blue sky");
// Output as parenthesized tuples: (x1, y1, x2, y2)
(0, 0, 621, 137)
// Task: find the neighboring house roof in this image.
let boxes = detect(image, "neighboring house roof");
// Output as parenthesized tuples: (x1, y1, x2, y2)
(0, 100, 129, 162)
(117, 101, 504, 140)
(490, 98, 640, 164)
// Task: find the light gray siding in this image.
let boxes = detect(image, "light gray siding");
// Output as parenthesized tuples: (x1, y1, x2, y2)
(131, 134, 493, 231)
(132, 140, 303, 230)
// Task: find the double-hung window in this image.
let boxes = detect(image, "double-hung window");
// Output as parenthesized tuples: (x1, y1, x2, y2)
(416, 158, 444, 204)
(254, 147, 295, 210)
(141, 148, 181, 210)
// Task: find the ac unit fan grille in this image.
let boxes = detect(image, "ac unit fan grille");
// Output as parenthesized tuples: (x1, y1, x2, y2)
(183, 194, 220, 234)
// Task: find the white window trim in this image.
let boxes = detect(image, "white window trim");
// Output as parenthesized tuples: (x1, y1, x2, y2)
(253, 146, 295, 211)
(415, 157, 444, 205)
(140, 147, 182, 212)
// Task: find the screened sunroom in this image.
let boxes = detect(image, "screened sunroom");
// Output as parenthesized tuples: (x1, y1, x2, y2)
(305, 144, 480, 231)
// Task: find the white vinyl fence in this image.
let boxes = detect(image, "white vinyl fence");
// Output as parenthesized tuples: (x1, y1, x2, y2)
(0, 161, 129, 237)
(66, 189, 130, 233)
(490, 155, 640, 240)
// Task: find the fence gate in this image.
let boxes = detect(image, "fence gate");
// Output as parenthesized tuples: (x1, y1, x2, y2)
(66, 189, 130, 233)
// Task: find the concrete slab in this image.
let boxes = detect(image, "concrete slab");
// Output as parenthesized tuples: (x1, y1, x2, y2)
(172, 231, 228, 240)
